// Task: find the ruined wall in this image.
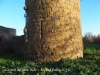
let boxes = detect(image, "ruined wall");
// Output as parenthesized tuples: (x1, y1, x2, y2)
(0, 35, 6, 52)
(24, 0, 83, 62)
(0, 26, 16, 40)
(0, 26, 16, 52)
(12, 35, 24, 55)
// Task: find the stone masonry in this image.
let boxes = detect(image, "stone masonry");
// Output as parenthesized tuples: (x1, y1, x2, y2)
(24, 0, 83, 62)
(0, 26, 16, 52)
(12, 35, 24, 55)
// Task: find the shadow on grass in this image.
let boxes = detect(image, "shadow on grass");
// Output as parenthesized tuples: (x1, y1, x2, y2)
(84, 43, 100, 50)
(0, 52, 23, 61)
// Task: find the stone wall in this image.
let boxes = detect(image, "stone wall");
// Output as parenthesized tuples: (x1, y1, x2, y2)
(0, 35, 6, 52)
(0, 26, 16, 40)
(0, 26, 16, 52)
(24, 0, 83, 62)
(12, 35, 24, 55)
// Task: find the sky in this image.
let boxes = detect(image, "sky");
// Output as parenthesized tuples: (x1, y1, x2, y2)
(81, 0, 100, 36)
(0, 0, 100, 36)
(0, 0, 25, 35)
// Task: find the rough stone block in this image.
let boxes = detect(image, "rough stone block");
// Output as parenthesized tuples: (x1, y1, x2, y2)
(58, 0, 66, 3)
(68, 4, 73, 10)
(37, 18, 44, 22)
(44, 8, 50, 12)
(52, 7, 58, 12)
(45, 0, 51, 4)
(55, 36, 64, 41)
(58, 7, 64, 12)
(45, 32, 54, 37)
(62, 12, 67, 17)
(60, 17, 65, 22)
(48, 44, 56, 49)
(63, 4, 68, 8)
(44, 17, 50, 20)
(47, 12, 53, 17)
(47, 21, 54, 25)
(42, 4, 48, 9)
(48, 3, 53, 7)
(54, 20, 60, 26)
(55, 12, 62, 17)
(42, 21, 46, 26)
(70, 1, 74, 5)
(64, 9, 70, 14)
(46, 25, 52, 30)
(42, 13, 47, 18)
(51, 16, 60, 21)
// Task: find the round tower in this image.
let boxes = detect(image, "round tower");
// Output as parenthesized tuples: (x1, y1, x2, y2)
(24, 0, 83, 62)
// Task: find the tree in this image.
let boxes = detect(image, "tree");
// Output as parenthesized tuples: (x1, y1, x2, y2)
(83, 32, 94, 44)
(84, 32, 93, 39)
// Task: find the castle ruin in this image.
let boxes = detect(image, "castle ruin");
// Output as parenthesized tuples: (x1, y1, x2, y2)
(23, 0, 83, 62)
(0, 26, 16, 52)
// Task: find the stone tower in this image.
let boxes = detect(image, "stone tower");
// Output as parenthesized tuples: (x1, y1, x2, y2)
(24, 0, 83, 62)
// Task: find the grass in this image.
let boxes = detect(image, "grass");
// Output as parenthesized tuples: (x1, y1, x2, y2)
(0, 44, 100, 75)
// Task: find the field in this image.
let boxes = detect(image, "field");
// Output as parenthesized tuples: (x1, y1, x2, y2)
(0, 44, 100, 75)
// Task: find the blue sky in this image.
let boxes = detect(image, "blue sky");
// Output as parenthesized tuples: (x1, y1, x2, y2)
(0, 0, 100, 36)
(81, 0, 100, 36)
(0, 0, 25, 35)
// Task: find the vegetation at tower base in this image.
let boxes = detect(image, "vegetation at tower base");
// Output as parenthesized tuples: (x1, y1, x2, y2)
(0, 44, 100, 75)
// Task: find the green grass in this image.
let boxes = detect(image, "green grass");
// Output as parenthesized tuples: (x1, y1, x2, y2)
(0, 44, 100, 75)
